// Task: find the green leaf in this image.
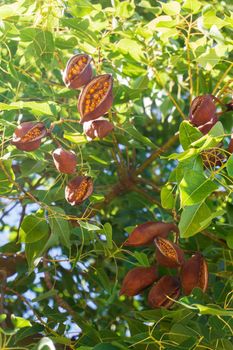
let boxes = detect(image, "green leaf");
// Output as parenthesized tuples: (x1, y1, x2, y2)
(20, 213, 49, 243)
(33, 30, 54, 64)
(79, 221, 101, 231)
(133, 252, 150, 267)
(115, 0, 135, 18)
(48, 207, 70, 249)
(190, 121, 224, 150)
(36, 337, 56, 350)
(173, 155, 203, 183)
(116, 39, 144, 62)
(226, 232, 233, 249)
(194, 304, 233, 316)
(196, 48, 220, 71)
(179, 170, 218, 207)
(32, 290, 58, 302)
(226, 154, 233, 177)
(0, 101, 59, 116)
(103, 223, 113, 249)
(179, 121, 202, 150)
(25, 233, 49, 269)
(161, 183, 175, 209)
(0, 314, 6, 322)
(183, 0, 201, 13)
(64, 132, 88, 144)
(131, 75, 149, 90)
(179, 202, 212, 238)
(0, 159, 15, 194)
(162, 1, 180, 16)
(11, 315, 32, 329)
(123, 123, 156, 149)
(68, 0, 96, 17)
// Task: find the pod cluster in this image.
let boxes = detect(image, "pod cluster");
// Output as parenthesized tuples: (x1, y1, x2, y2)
(63, 53, 114, 140)
(189, 94, 233, 168)
(11, 121, 93, 206)
(120, 221, 208, 309)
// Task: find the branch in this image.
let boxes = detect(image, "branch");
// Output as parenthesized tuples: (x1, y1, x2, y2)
(133, 133, 179, 176)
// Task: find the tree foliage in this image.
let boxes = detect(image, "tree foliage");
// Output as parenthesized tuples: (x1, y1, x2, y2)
(0, 0, 233, 349)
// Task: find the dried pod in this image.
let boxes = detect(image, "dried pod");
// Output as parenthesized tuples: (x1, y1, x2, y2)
(52, 148, 77, 174)
(78, 74, 113, 123)
(83, 119, 114, 140)
(119, 265, 158, 297)
(181, 253, 208, 295)
(65, 176, 93, 206)
(63, 54, 92, 89)
(148, 276, 180, 309)
(197, 115, 218, 135)
(155, 237, 184, 268)
(201, 148, 225, 168)
(124, 221, 179, 247)
(189, 95, 216, 127)
(12, 122, 47, 151)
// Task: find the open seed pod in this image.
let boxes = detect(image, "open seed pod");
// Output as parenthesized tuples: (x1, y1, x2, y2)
(78, 74, 113, 123)
(155, 237, 184, 268)
(52, 148, 77, 174)
(63, 54, 92, 89)
(189, 95, 216, 127)
(181, 252, 208, 295)
(148, 276, 180, 309)
(12, 122, 47, 151)
(83, 118, 114, 140)
(119, 265, 158, 297)
(201, 148, 225, 169)
(124, 221, 179, 247)
(65, 176, 93, 206)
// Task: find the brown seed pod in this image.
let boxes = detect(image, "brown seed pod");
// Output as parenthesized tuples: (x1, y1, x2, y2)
(119, 265, 158, 297)
(83, 119, 114, 140)
(148, 276, 180, 309)
(155, 237, 184, 268)
(189, 95, 216, 127)
(63, 54, 92, 89)
(12, 122, 47, 151)
(65, 176, 93, 206)
(197, 115, 218, 135)
(124, 222, 179, 247)
(180, 253, 208, 295)
(78, 74, 113, 123)
(201, 148, 225, 169)
(52, 148, 77, 174)
(228, 135, 233, 154)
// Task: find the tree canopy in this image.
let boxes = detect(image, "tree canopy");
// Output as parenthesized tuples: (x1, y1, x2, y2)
(0, 0, 233, 349)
